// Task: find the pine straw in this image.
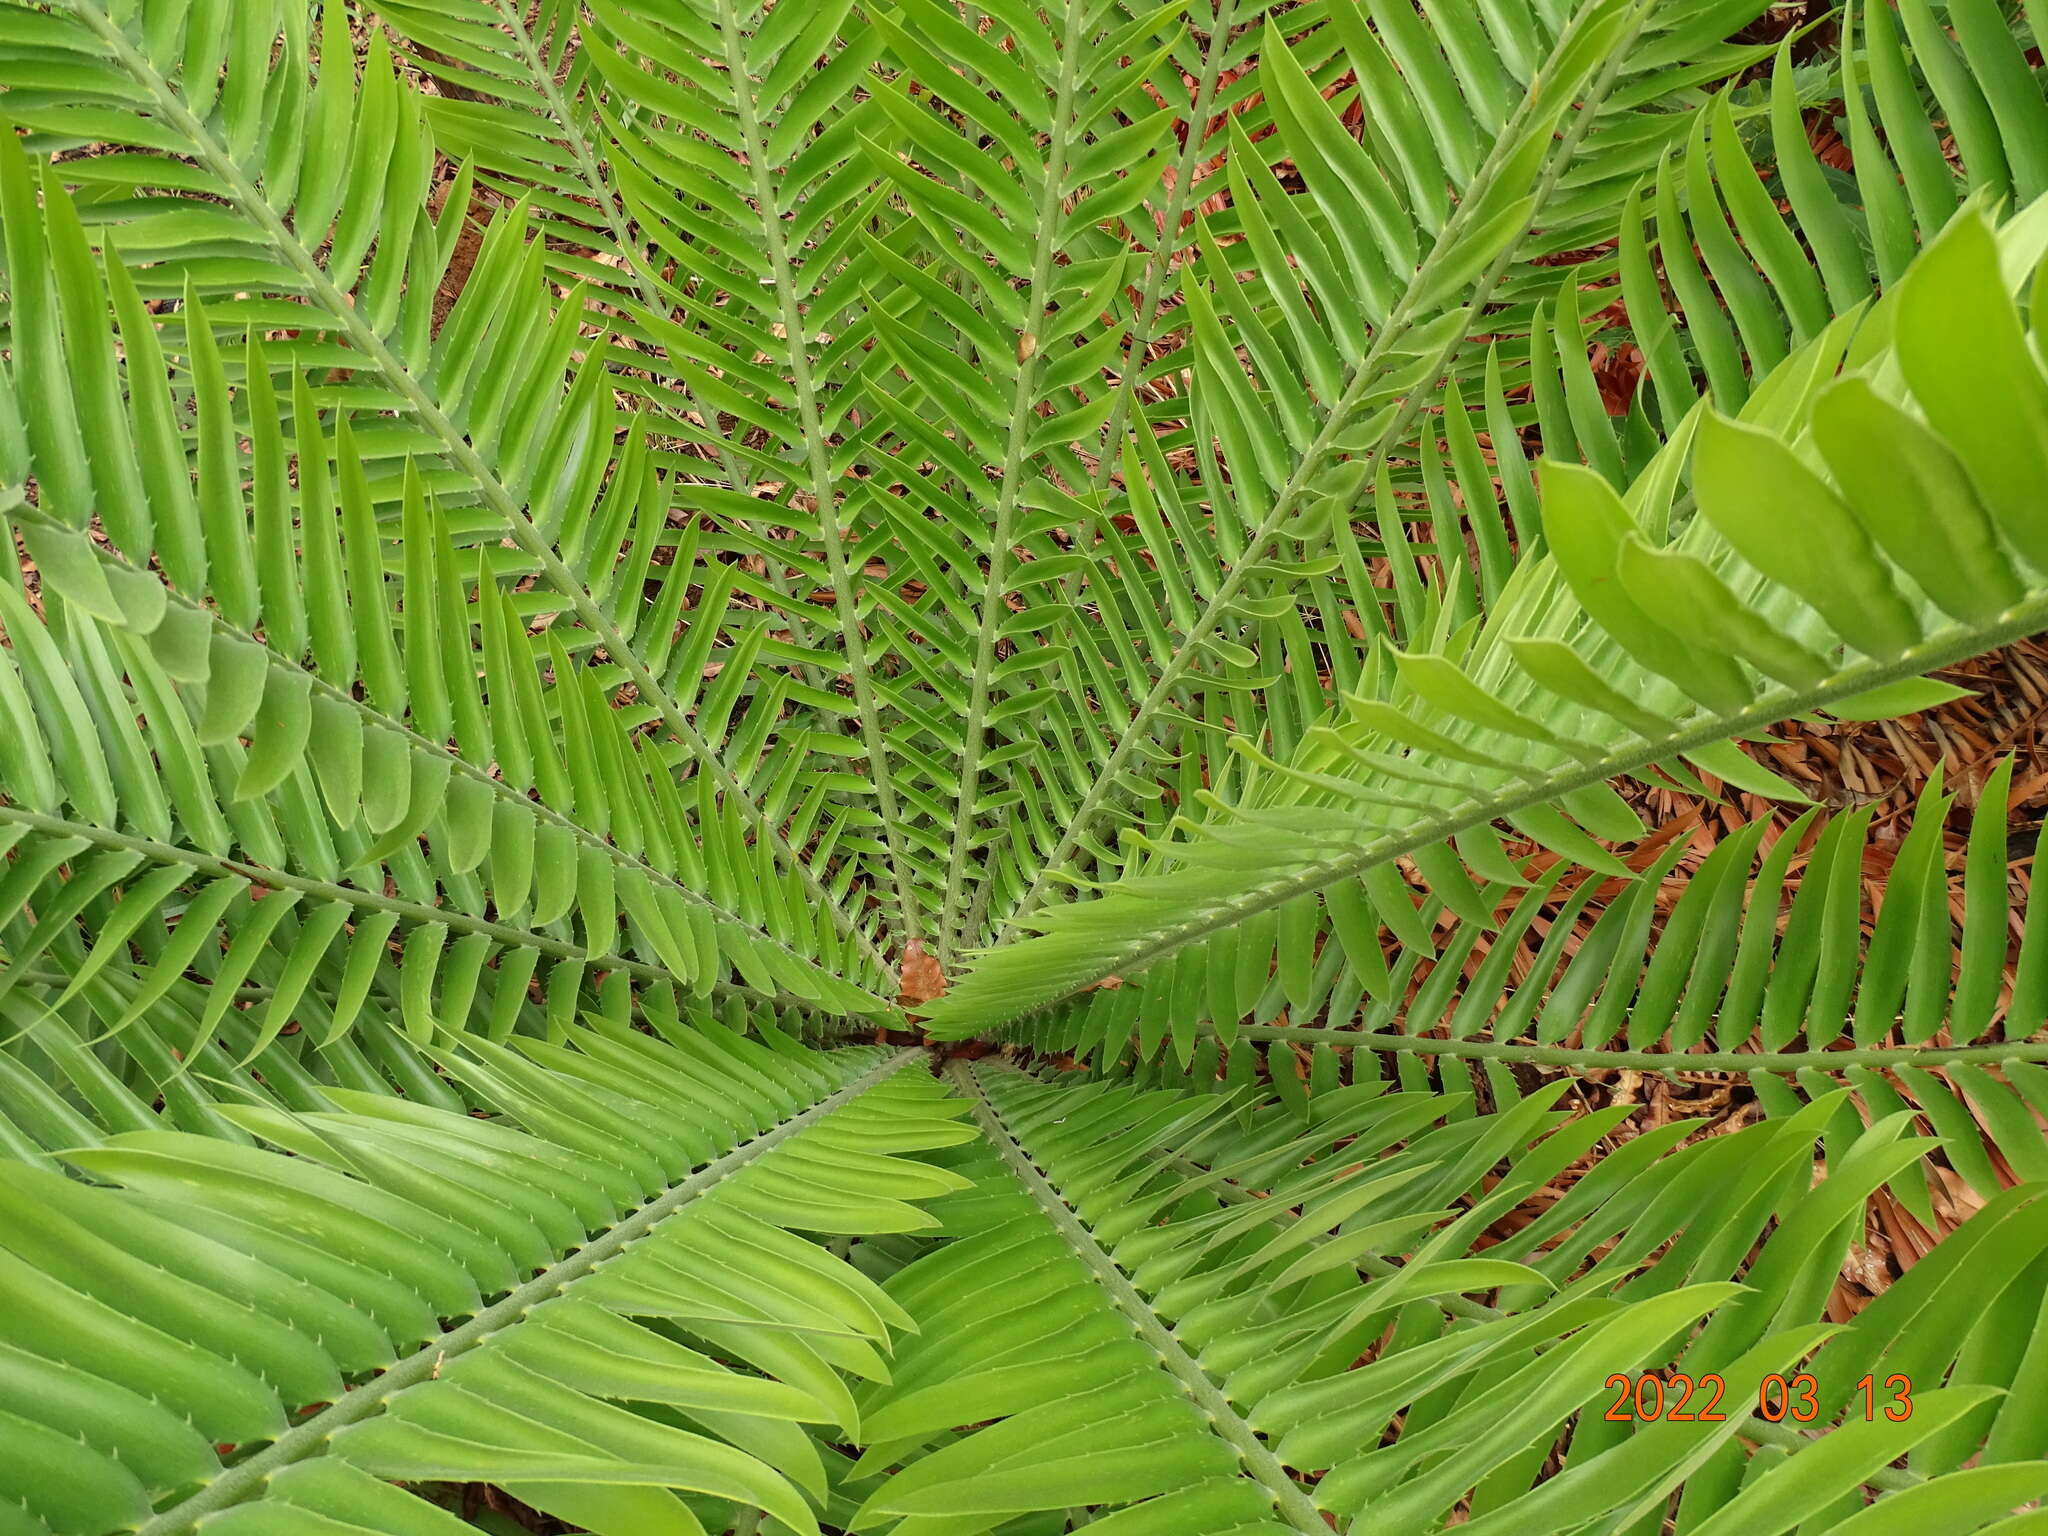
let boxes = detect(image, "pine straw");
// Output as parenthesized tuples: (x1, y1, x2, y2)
(1423, 638, 2048, 1319)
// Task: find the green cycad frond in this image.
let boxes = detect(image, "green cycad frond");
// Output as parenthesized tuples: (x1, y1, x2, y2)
(1617, 0, 2048, 430)
(0, 28, 897, 1025)
(585, 0, 937, 942)
(849, 1063, 2048, 1534)
(1011, 754, 2048, 1221)
(965, 0, 1677, 942)
(932, 203, 2048, 1031)
(989, 0, 2048, 935)
(373, 0, 665, 315)
(0, 1026, 969, 1534)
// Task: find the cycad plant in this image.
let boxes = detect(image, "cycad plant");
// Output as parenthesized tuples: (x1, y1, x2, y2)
(7, 0, 2048, 1530)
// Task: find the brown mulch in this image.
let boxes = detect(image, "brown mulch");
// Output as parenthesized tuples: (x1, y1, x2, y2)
(1604, 640, 2048, 1315)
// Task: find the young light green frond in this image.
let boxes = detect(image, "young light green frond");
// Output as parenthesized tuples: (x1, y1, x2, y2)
(986, 0, 2048, 942)
(931, 202, 2048, 1032)
(1616, 0, 2048, 431)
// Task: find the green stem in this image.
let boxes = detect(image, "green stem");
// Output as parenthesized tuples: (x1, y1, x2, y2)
(937, 0, 1097, 961)
(136, 1049, 920, 1536)
(957, 0, 1245, 948)
(9, 967, 271, 999)
(1227, 1023, 2048, 1075)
